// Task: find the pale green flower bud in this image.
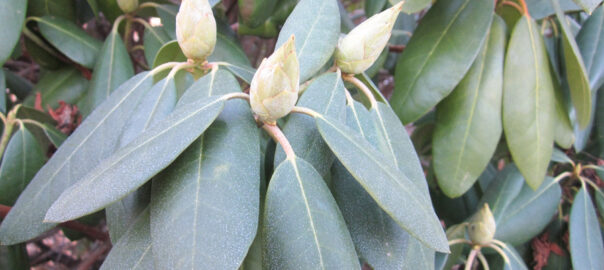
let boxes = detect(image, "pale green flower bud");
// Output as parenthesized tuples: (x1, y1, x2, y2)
(117, 0, 138, 13)
(176, 0, 217, 62)
(467, 204, 497, 245)
(335, 1, 403, 74)
(250, 36, 299, 124)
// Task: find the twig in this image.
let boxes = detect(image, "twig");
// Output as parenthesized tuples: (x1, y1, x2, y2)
(389, 44, 406, 53)
(342, 73, 377, 108)
(465, 248, 479, 270)
(0, 204, 108, 242)
(262, 124, 295, 160)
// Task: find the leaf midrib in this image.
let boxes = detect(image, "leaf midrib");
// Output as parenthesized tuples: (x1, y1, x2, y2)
(39, 17, 99, 50)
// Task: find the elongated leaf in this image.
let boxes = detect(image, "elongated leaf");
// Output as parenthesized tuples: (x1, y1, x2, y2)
(106, 75, 178, 241)
(151, 100, 259, 269)
(366, 0, 387, 17)
(274, 72, 346, 177)
(177, 69, 240, 107)
(143, 25, 170, 67)
(208, 34, 253, 67)
(81, 28, 134, 115)
(551, 148, 573, 164)
(553, 77, 575, 149)
(276, 0, 340, 82)
(552, 0, 592, 129)
(388, 0, 431, 14)
(316, 115, 448, 252)
(572, 0, 601, 13)
(503, 16, 555, 189)
(496, 243, 529, 270)
(35, 16, 102, 68)
(239, 0, 278, 28)
(569, 184, 604, 270)
(433, 16, 505, 198)
(100, 208, 154, 270)
(357, 73, 387, 103)
(578, 5, 604, 91)
(495, 176, 562, 245)
(45, 95, 227, 222)
(28, 0, 76, 20)
(155, 4, 178, 39)
(24, 67, 88, 109)
(0, 244, 28, 270)
(152, 41, 186, 69)
(0, 73, 154, 244)
(221, 63, 255, 84)
(371, 103, 429, 193)
(0, 70, 6, 114)
(478, 164, 526, 221)
(527, 0, 581, 19)
(263, 157, 358, 269)
(391, 0, 494, 124)
(0, 0, 26, 65)
(0, 126, 45, 205)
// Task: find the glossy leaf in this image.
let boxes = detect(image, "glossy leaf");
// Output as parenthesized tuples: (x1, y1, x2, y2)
(494, 176, 562, 245)
(100, 208, 154, 270)
(152, 41, 186, 69)
(24, 67, 88, 109)
(3, 69, 33, 100)
(569, 184, 604, 270)
(478, 165, 526, 220)
(497, 243, 529, 270)
(274, 72, 346, 177)
(553, 77, 575, 149)
(0, 73, 154, 244)
(239, 0, 278, 28)
(35, 16, 102, 68)
(391, 0, 494, 124)
(553, 0, 592, 129)
(45, 95, 226, 222)
(316, 115, 449, 252)
(151, 98, 259, 269)
(433, 16, 505, 198)
(0, 125, 45, 206)
(143, 26, 170, 67)
(263, 157, 358, 269)
(276, 0, 340, 82)
(0, 244, 28, 270)
(0, 0, 26, 65)
(503, 16, 555, 189)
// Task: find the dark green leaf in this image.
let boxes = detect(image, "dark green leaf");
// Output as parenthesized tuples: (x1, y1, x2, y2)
(433, 16, 505, 198)
(0, 70, 6, 114)
(442, 223, 466, 270)
(23, 121, 66, 148)
(316, 115, 448, 252)
(35, 16, 102, 68)
(143, 26, 170, 68)
(100, 208, 154, 270)
(578, 5, 604, 91)
(494, 175, 562, 245)
(391, 0, 494, 124)
(596, 189, 604, 217)
(0, 125, 45, 206)
(0, 244, 28, 270)
(0, 0, 26, 65)
(503, 16, 555, 189)
(366, 0, 387, 17)
(177, 69, 241, 107)
(553, 0, 592, 129)
(151, 85, 259, 268)
(81, 29, 134, 116)
(153, 40, 186, 69)
(0, 73, 154, 244)
(263, 157, 358, 269)
(357, 73, 387, 103)
(569, 184, 604, 270)
(276, 0, 340, 82)
(553, 77, 575, 149)
(496, 243, 529, 270)
(28, 0, 75, 21)
(45, 95, 227, 222)
(478, 164, 526, 221)
(274, 72, 346, 177)
(239, 0, 278, 28)
(24, 67, 88, 109)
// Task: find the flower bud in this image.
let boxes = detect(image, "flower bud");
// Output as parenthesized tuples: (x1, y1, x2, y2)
(250, 35, 299, 124)
(467, 204, 496, 245)
(335, 1, 403, 74)
(117, 0, 138, 13)
(176, 0, 217, 62)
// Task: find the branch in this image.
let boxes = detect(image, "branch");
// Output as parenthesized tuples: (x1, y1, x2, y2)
(0, 204, 108, 242)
